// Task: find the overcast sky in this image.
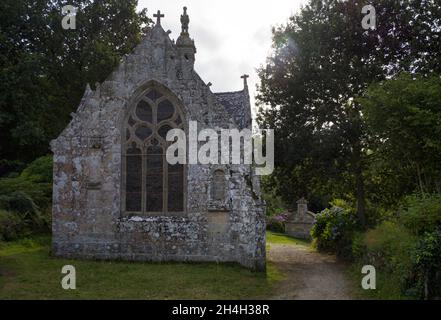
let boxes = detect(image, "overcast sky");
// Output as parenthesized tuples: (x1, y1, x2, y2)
(137, 0, 307, 116)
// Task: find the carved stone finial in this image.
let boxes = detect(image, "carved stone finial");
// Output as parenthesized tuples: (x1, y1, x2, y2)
(153, 10, 164, 25)
(181, 6, 190, 34)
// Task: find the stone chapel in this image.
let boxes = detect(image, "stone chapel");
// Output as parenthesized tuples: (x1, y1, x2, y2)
(50, 7, 266, 271)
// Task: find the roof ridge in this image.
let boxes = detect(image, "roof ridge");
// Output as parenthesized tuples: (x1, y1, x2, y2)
(214, 90, 245, 95)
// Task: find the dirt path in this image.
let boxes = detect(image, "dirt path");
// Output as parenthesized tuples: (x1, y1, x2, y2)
(267, 243, 354, 300)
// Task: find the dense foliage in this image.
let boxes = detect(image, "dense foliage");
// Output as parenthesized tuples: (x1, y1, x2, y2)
(350, 194, 441, 299)
(266, 213, 288, 233)
(0, 0, 150, 173)
(360, 74, 441, 205)
(311, 201, 357, 258)
(258, 0, 441, 300)
(257, 0, 441, 226)
(0, 155, 52, 240)
(400, 194, 441, 236)
(412, 230, 441, 299)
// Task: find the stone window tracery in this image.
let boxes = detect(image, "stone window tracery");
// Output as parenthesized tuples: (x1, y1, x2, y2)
(123, 88, 185, 215)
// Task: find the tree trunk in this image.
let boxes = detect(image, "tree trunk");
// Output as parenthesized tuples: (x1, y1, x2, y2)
(424, 274, 429, 300)
(355, 165, 366, 228)
(353, 142, 366, 228)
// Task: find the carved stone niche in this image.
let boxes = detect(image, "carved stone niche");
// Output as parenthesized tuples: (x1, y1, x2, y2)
(207, 167, 230, 212)
(86, 136, 104, 190)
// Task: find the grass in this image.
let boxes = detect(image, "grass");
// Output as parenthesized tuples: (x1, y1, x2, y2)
(0, 233, 287, 300)
(266, 231, 311, 247)
(346, 263, 414, 300)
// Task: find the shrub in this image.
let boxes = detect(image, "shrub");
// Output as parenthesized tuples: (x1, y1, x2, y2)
(329, 199, 352, 210)
(351, 231, 367, 261)
(311, 205, 357, 259)
(0, 191, 48, 230)
(362, 221, 416, 273)
(262, 187, 286, 217)
(0, 155, 52, 209)
(411, 229, 441, 299)
(0, 156, 52, 239)
(0, 210, 25, 241)
(266, 213, 288, 233)
(0, 191, 39, 216)
(400, 194, 441, 236)
(354, 221, 418, 298)
(20, 155, 53, 183)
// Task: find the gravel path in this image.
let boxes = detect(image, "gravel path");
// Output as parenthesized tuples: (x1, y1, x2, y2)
(267, 243, 354, 300)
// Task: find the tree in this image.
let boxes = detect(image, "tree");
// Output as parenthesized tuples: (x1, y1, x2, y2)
(360, 73, 441, 196)
(0, 0, 151, 173)
(257, 0, 441, 226)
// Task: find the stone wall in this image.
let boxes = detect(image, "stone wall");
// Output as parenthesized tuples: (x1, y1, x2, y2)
(51, 22, 266, 271)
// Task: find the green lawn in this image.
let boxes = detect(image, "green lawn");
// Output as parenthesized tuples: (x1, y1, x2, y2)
(266, 231, 311, 247)
(0, 234, 287, 300)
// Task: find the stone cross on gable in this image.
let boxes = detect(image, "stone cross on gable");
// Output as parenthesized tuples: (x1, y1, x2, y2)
(154, 10, 164, 25)
(241, 74, 249, 87)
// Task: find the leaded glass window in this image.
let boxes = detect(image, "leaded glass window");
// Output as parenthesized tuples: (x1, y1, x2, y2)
(123, 88, 185, 215)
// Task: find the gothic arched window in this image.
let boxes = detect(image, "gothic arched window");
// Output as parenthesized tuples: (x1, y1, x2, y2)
(123, 88, 185, 215)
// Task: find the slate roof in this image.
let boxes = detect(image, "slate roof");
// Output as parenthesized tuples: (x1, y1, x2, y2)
(215, 90, 250, 130)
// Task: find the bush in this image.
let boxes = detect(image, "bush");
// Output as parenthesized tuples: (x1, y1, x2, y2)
(351, 231, 367, 261)
(0, 156, 52, 240)
(0, 191, 48, 231)
(349, 195, 441, 299)
(0, 191, 39, 216)
(20, 155, 53, 183)
(0, 155, 52, 209)
(266, 213, 288, 233)
(311, 205, 357, 259)
(361, 221, 416, 273)
(261, 185, 286, 217)
(411, 229, 441, 299)
(353, 221, 418, 298)
(400, 194, 441, 236)
(0, 210, 25, 241)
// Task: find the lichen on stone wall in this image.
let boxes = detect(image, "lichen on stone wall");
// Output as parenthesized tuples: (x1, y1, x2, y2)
(51, 15, 265, 271)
